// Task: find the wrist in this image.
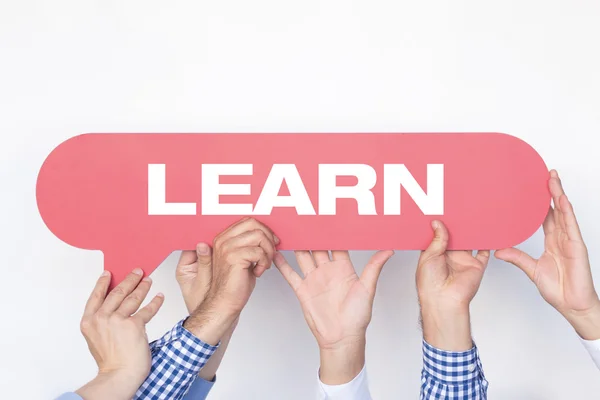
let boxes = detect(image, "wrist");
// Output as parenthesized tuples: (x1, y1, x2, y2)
(565, 301, 600, 341)
(184, 298, 239, 346)
(319, 336, 366, 385)
(420, 302, 473, 351)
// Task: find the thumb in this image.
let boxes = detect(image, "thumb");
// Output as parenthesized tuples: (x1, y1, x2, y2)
(422, 220, 449, 259)
(195, 242, 212, 264)
(360, 250, 395, 295)
(195, 242, 213, 274)
(494, 248, 536, 281)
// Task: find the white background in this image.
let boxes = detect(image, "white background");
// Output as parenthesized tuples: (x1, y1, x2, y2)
(1, 1, 599, 399)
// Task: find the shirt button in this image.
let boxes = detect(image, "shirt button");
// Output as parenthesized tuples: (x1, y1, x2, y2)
(468, 364, 476, 372)
(173, 340, 182, 349)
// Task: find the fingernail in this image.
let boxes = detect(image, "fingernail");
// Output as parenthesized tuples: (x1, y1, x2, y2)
(101, 270, 110, 277)
(431, 220, 438, 229)
(274, 235, 280, 244)
(156, 292, 164, 298)
(143, 276, 152, 283)
(197, 243, 210, 255)
(132, 268, 143, 275)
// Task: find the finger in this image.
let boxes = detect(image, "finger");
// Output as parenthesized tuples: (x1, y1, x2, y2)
(216, 218, 279, 247)
(134, 293, 165, 324)
(312, 250, 331, 266)
(422, 220, 449, 259)
(295, 250, 317, 276)
(360, 250, 395, 294)
(116, 276, 153, 317)
(229, 247, 270, 272)
(83, 271, 112, 317)
(559, 194, 584, 242)
(331, 250, 351, 261)
(542, 206, 555, 235)
(178, 250, 198, 267)
(224, 230, 276, 266)
(273, 252, 303, 290)
(475, 250, 491, 267)
(100, 268, 144, 313)
(253, 255, 272, 278)
(218, 217, 252, 237)
(494, 248, 537, 281)
(195, 242, 213, 268)
(549, 171, 566, 228)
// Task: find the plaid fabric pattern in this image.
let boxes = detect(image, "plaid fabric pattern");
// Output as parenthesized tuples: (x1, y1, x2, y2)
(134, 319, 218, 400)
(420, 340, 488, 399)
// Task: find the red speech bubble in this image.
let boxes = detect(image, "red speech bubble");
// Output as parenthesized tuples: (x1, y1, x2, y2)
(37, 133, 549, 286)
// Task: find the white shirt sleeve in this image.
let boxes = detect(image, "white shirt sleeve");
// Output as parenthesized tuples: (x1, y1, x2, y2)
(581, 337, 600, 370)
(316, 365, 371, 400)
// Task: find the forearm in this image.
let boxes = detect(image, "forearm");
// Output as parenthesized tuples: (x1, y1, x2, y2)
(420, 302, 473, 351)
(565, 301, 600, 340)
(319, 337, 366, 385)
(198, 320, 237, 381)
(317, 336, 372, 400)
(184, 298, 239, 346)
(566, 302, 600, 370)
(419, 302, 488, 399)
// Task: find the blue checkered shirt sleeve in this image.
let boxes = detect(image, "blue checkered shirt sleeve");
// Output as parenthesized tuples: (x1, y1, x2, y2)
(420, 340, 489, 399)
(134, 319, 219, 400)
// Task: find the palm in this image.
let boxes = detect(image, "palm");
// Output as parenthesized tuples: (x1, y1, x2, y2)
(418, 249, 488, 307)
(534, 220, 592, 312)
(496, 170, 598, 316)
(274, 250, 394, 350)
(296, 260, 372, 347)
(445, 251, 487, 299)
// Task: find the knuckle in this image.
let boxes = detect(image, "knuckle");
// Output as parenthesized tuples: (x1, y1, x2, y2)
(92, 289, 105, 301)
(245, 217, 258, 225)
(93, 312, 108, 324)
(110, 286, 126, 297)
(253, 229, 268, 240)
(147, 302, 159, 313)
(220, 238, 234, 252)
(255, 247, 266, 257)
(127, 293, 142, 305)
(79, 318, 91, 333)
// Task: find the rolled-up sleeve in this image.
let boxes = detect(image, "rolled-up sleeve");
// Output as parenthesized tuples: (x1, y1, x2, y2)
(420, 340, 488, 399)
(134, 319, 218, 400)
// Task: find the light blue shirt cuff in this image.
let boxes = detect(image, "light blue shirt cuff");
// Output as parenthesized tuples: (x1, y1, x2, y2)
(182, 375, 216, 399)
(57, 376, 215, 400)
(55, 393, 83, 400)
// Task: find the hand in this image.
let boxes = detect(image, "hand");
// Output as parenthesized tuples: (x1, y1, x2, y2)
(76, 269, 164, 400)
(176, 243, 213, 314)
(176, 242, 239, 381)
(416, 220, 490, 351)
(183, 218, 278, 345)
(274, 249, 394, 384)
(496, 170, 600, 340)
